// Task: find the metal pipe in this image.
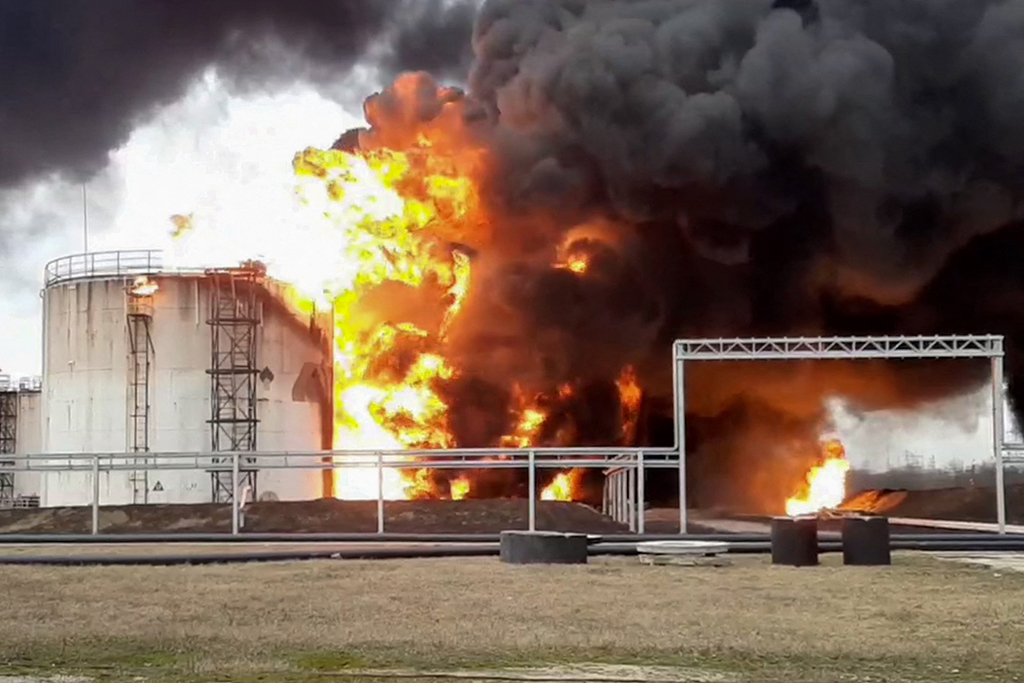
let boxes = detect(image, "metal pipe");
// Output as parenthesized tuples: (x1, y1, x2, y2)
(622, 466, 630, 532)
(611, 471, 619, 523)
(620, 468, 627, 525)
(528, 449, 536, 531)
(231, 452, 240, 536)
(3, 458, 692, 473)
(10, 538, 1024, 566)
(11, 446, 677, 461)
(637, 450, 646, 534)
(0, 545, 501, 566)
(82, 184, 89, 253)
(376, 451, 385, 534)
(91, 455, 99, 535)
(675, 348, 687, 534)
(4, 532, 1024, 545)
(993, 353, 1007, 534)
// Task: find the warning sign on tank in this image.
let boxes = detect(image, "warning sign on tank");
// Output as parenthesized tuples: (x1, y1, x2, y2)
(152, 481, 163, 492)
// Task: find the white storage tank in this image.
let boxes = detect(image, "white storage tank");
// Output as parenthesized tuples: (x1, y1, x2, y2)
(38, 250, 331, 507)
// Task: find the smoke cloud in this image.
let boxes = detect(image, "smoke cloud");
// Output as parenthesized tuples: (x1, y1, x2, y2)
(438, 0, 1024, 507)
(0, 0, 478, 189)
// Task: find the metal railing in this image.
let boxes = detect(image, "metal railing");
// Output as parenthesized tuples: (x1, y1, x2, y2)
(44, 250, 167, 286)
(2, 448, 679, 536)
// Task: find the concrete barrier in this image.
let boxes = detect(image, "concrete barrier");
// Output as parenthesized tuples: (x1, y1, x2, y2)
(842, 516, 892, 566)
(499, 530, 589, 565)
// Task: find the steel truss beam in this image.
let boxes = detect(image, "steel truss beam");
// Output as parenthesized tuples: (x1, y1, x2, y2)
(675, 335, 1003, 361)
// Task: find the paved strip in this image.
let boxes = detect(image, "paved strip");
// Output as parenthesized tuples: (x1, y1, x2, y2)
(889, 518, 1024, 534)
(933, 552, 1024, 573)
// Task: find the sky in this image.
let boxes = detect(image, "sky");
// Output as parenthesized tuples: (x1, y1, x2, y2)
(0, 68, 368, 379)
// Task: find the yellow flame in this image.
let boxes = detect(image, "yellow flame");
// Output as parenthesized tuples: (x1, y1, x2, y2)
(450, 476, 471, 501)
(130, 276, 159, 297)
(170, 213, 194, 239)
(285, 140, 480, 500)
(785, 443, 850, 516)
(541, 471, 580, 501)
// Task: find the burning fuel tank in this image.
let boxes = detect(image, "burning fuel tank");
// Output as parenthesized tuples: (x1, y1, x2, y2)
(35, 250, 332, 508)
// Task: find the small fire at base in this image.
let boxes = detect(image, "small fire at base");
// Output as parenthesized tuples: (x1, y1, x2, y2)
(541, 470, 583, 502)
(784, 439, 849, 516)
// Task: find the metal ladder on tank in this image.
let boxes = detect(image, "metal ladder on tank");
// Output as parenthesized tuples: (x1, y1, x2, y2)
(207, 268, 260, 504)
(127, 292, 154, 505)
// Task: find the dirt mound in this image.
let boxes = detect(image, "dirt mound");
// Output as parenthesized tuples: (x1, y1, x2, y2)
(883, 483, 1016, 523)
(0, 499, 630, 535)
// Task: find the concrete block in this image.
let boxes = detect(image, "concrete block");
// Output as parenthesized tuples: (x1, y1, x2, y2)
(771, 516, 819, 567)
(499, 530, 589, 565)
(842, 515, 891, 566)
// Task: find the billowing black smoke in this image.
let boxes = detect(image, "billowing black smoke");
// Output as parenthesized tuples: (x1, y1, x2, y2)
(0, 0, 477, 188)
(440, 0, 1024, 509)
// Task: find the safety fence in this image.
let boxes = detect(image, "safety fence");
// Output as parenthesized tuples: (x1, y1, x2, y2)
(1, 448, 679, 536)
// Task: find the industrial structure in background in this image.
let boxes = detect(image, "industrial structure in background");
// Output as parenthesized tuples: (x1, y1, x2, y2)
(0, 375, 42, 508)
(4, 250, 334, 509)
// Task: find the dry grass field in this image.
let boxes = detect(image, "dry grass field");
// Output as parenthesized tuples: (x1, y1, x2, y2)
(1, 553, 1023, 683)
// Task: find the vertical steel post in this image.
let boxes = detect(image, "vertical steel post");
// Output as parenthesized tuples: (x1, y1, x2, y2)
(675, 344, 687, 534)
(377, 451, 385, 534)
(231, 451, 240, 536)
(638, 449, 646, 534)
(993, 353, 1006, 534)
(620, 470, 626, 524)
(528, 449, 536, 531)
(610, 471, 617, 523)
(622, 464, 630, 532)
(91, 454, 99, 535)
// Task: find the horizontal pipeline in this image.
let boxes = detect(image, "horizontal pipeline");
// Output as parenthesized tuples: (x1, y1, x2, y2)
(5, 539, 1024, 566)
(0, 460, 684, 473)
(0, 532, 1019, 545)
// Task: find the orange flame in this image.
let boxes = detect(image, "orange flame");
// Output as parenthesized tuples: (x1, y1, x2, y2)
(280, 76, 488, 501)
(616, 366, 642, 444)
(785, 440, 850, 516)
(130, 276, 158, 297)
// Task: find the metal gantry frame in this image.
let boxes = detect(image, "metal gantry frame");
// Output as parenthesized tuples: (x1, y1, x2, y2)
(207, 269, 261, 503)
(0, 391, 16, 506)
(673, 335, 1008, 533)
